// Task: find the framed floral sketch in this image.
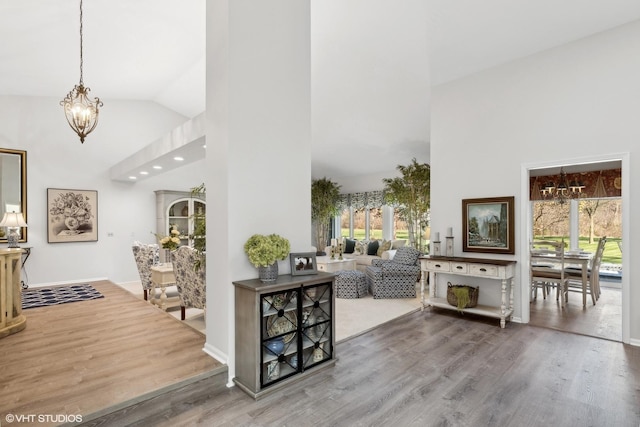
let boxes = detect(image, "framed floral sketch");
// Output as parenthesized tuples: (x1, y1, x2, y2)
(47, 188, 98, 243)
(462, 196, 514, 254)
(289, 252, 317, 276)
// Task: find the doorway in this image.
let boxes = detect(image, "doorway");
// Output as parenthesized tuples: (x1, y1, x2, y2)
(521, 155, 629, 343)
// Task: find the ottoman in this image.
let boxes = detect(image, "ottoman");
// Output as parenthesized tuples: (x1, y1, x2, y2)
(335, 270, 367, 299)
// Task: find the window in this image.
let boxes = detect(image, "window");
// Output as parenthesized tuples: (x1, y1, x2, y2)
(368, 207, 383, 240)
(532, 200, 569, 240)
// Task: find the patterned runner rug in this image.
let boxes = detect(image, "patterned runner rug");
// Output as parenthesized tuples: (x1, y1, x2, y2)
(22, 284, 104, 309)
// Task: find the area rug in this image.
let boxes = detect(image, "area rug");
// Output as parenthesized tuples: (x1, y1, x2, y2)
(334, 293, 422, 342)
(22, 284, 104, 309)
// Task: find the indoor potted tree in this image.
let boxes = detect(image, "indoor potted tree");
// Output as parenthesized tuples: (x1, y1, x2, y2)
(244, 233, 291, 282)
(311, 177, 342, 255)
(383, 158, 431, 252)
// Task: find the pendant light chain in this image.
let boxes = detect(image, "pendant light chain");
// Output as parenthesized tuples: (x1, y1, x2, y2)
(79, 0, 84, 85)
(60, 0, 103, 143)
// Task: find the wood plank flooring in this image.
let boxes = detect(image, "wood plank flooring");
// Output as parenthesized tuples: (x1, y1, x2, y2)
(83, 305, 640, 427)
(0, 280, 225, 427)
(530, 283, 622, 341)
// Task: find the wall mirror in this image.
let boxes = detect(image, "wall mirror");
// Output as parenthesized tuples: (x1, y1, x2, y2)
(0, 148, 27, 243)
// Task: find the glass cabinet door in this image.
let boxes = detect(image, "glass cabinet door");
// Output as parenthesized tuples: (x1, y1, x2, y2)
(166, 198, 206, 247)
(301, 283, 332, 369)
(260, 289, 299, 387)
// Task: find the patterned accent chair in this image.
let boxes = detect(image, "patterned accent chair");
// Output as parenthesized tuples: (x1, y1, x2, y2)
(365, 246, 421, 298)
(132, 241, 160, 301)
(171, 246, 206, 320)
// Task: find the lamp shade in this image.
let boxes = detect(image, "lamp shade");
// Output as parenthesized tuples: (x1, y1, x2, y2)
(0, 212, 28, 228)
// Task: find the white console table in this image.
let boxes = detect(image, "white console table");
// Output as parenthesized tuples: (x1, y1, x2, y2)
(419, 256, 517, 328)
(316, 256, 356, 273)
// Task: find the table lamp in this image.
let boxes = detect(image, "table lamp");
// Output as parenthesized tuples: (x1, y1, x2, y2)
(0, 212, 28, 248)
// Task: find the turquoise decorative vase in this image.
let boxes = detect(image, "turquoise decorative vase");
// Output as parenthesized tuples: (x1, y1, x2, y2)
(258, 262, 278, 283)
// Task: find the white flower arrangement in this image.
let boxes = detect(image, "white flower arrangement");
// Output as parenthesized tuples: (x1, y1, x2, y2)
(156, 228, 181, 250)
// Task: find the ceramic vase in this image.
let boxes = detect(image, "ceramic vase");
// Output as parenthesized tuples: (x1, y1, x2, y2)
(258, 262, 278, 283)
(266, 338, 285, 355)
(64, 217, 80, 232)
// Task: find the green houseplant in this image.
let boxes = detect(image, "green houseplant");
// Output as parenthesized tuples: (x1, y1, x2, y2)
(311, 177, 342, 255)
(244, 234, 291, 282)
(189, 183, 206, 270)
(383, 158, 431, 253)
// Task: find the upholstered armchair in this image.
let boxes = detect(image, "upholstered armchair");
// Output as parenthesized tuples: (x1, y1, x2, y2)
(132, 241, 160, 301)
(132, 241, 180, 305)
(365, 246, 421, 298)
(171, 246, 206, 320)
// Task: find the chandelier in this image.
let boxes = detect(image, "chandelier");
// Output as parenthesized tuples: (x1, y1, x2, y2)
(541, 167, 585, 204)
(60, 0, 103, 143)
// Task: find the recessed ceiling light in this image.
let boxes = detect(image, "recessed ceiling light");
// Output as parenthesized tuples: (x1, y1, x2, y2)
(202, 144, 206, 149)
(174, 156, 184, 161)
(140, 171, 149, 175)
(129, 176, 137, 180)
(152, 165, 162, 170)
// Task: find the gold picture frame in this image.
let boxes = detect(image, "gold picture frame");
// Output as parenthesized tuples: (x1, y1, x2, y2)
(462, 196, 514, 254)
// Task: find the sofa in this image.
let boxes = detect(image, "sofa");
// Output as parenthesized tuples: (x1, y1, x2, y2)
(338, 239, 407, 272)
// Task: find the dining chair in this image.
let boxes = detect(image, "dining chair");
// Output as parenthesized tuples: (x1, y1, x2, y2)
(132, 241, 179, 304)
(564, 236, 607, 306)
(171, 246, 206, 320)
(132, 241, 160, 301)
(530, 239, 568, 303)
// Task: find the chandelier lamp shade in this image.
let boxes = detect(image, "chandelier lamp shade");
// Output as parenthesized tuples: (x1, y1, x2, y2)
(60, 0, 103, 144)
(0, 212, 28, 248)
(541, 167, 585, 204)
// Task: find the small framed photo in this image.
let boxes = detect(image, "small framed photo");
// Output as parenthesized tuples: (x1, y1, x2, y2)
(462, 196, 515, 254)
(47, 188, 98, 243)
(290, 252, 317, 276)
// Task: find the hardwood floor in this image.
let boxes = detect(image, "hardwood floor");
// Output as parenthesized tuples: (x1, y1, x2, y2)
(530, 282, 622, 341)
(83, 305, 640, 427)
(0, 280, 225, 427)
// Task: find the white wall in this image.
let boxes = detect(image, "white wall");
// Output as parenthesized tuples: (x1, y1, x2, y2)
(431, 20, 639, 343)
(205, 0, 312, 371)
(310, 0, 431, 180)
(333, 170, 399, 194)
(0, 95, 202, 287)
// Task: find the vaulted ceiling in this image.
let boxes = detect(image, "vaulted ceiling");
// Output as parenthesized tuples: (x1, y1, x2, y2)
(2, 0, 639, 180)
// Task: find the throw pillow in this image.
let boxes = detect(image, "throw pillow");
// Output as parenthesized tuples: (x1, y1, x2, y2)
(377, 239, 392, 256)
(367, 240, 380, 256)
(355, 240, 368, 255)
(391, 239, 406, 249)
(344, 238, 356, 254)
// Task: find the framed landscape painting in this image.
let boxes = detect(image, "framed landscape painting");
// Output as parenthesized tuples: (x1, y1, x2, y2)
(47, 188, 98, 243)
(462, 196, 514, 254)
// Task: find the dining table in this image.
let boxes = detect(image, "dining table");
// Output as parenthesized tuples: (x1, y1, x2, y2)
(531, 249, 592, 307)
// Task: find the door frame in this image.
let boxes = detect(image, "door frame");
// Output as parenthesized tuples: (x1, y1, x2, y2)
(520, 152, 630, 344)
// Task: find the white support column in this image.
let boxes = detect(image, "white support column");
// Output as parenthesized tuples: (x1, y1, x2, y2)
(570, 199, 579, 250)
(206, 0, 311, 385)
(382, 205, 394, 240)
(349, 207, 355, 238)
